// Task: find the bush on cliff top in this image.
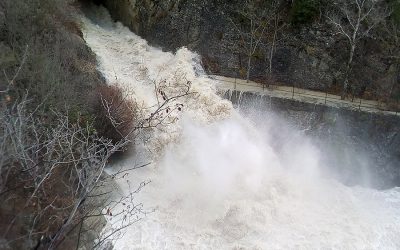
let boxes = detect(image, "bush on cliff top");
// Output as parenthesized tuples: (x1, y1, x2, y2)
(290, 0, 321, 25)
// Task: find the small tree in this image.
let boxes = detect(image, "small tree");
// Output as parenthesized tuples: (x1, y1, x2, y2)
(224, 0, 287, 83)
(263, 1, 287, 81)
(290, 0, 321, 26)
(327, 0, 390, 98)
(387, 0, 400, 44)
(382, 1, 400, 103)
(225, 0, 272, 82)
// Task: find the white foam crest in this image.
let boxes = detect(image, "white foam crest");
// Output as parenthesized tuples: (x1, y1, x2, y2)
(81, 6, 400, 249)
(81, 9, 231, 153)
(110, 118, 400, 249)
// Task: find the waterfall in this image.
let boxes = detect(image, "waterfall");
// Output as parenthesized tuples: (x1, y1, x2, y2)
(80, 6, 400, 249)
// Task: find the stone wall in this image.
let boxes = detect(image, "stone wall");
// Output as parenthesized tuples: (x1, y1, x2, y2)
(226, 90, 400, 189)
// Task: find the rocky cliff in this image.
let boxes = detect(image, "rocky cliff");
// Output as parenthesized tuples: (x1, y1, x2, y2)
(99, 0, 399, 103)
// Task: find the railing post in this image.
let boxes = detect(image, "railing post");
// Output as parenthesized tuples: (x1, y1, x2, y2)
(359, 98, 361, 111)
(325, 90, 327, 104)
(234, 78, 237, 91)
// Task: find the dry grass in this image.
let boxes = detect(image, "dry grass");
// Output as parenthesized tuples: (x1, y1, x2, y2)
(1, 0, 104, 113)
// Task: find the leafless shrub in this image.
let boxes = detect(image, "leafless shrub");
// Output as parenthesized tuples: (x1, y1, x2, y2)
(92, 84, 139, 143)
(0, 89, 159, 249)
(0, 1, 195, 248)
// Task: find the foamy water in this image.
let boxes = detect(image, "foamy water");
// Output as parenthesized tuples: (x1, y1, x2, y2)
(81, 6, 400, 249)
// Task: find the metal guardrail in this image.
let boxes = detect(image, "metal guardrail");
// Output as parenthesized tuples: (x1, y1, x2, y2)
(211, 76, 399, 115)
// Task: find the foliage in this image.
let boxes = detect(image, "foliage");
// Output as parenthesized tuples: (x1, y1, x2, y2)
(389, 0, 400, 24)
(290, 0, 320, 25)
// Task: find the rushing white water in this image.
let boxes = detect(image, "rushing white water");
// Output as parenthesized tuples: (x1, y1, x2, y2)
(81, 6, 400, 249)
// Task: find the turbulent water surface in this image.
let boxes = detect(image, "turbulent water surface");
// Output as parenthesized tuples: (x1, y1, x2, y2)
(81, 6, 400, 249)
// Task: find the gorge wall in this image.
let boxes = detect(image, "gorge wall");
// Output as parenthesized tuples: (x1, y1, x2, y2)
(99, 0, 399, 101)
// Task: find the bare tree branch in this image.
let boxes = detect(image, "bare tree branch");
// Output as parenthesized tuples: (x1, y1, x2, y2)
(326, 0, 390, 98)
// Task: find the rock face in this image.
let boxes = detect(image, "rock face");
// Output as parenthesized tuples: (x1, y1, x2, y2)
(0, 9, 4, 30)
(0, 6, 5, 41)
(0, 42, 16, 67)
(100, 0, 398, 98)
(227, 91, 400, 189)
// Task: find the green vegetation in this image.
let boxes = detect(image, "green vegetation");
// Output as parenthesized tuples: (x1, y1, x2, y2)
(290, 0, 320, 25)
(389, 0, 400, 24)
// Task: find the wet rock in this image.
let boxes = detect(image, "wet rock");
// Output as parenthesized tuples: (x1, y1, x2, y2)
(0, 10, 4, 26)
(0, 9, 5, 39)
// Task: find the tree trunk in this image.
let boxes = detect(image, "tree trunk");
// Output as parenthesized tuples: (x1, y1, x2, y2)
(269, 18, 278, 75)
(246, 55, 252, 82)
(342, 43, 355, 99)
(246, 20, 254, 82)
